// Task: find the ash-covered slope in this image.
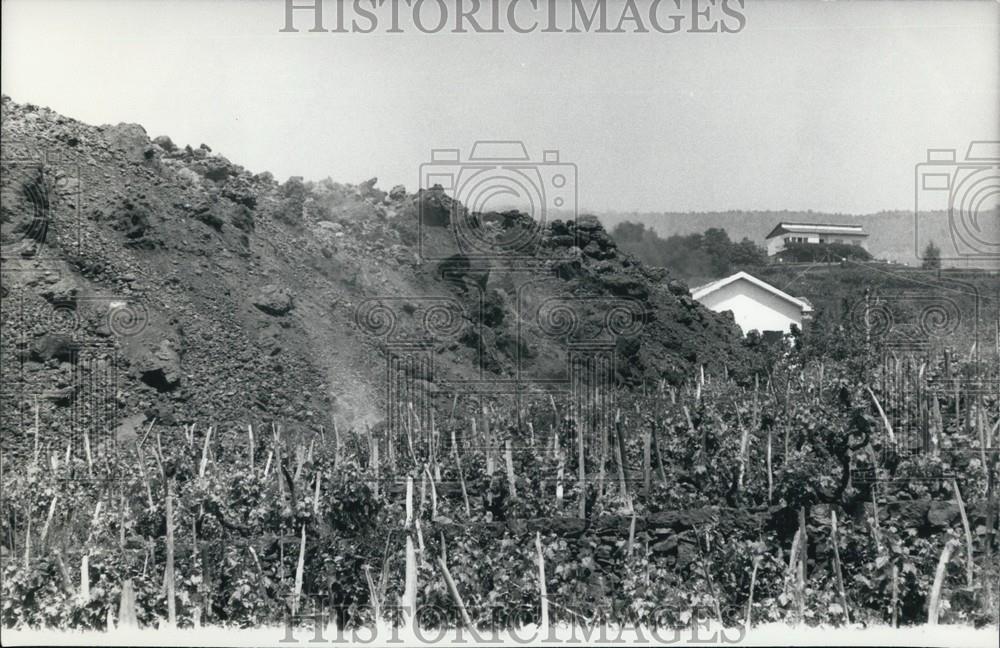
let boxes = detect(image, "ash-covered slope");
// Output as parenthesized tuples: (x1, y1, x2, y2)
(0, 96, 746, 455)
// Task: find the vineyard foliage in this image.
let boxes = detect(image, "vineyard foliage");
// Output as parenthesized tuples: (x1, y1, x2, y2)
(1, 327, 998, 632)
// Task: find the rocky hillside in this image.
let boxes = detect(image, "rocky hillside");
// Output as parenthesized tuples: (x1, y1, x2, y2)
(0, 96, 747, 458)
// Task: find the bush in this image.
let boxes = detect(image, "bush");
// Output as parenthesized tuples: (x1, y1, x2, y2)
(775, 242, 872, 263)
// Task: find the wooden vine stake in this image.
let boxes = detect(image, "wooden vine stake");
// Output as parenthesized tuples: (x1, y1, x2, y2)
(419, 468, 428, 518)
(797, 507, 807, 614)
(401, 535, 417, 627)
(928, 539, 960, 625)
(766, 428, 773, 504)
(691, 524, 723, 624)
(651, 418, 667, 484)
(399, 471, 417, 627)
(22, 517, 30, 569)
(642, 427, 651, 498)
(263, 450, 273, 479)
(333, 419, 342, 466)
(483, 406, 495, 477)
(437, 553, 472, 630)
(783, 379, 792, 456)
(292, 524, 306, 615)
(577, 420, 586, 519)
(32, 397, 40, 468)
(505, 439, 517, 500)
(786, 529, 802, 624)
(247, 424, 255, 472)
(404, 403, 417, 466)
(951, 479, 974, 587)
(134, 445, 155, 509)
(118, 579, 139, 629)
(414, 517, 426, 554)
(626, 511, 637, 556)
(405, 475, 414, 527)
(53, 549, 73, 595)
(890, 564, 899, 628)
(737, 415, 750, 491)
(930, 397, 942, 456)
(364, 566, 382, 623)
(371, 426, 380, 499)
(978, 397, 989, 470)
(614, 409, 627, 500)
(80, 553, 90, 602)
(424, 464, 438, 520)
(830, 510, 851, 624)
(451, 427, 471, 517)
(83, 428, 94, 478)
(164, 477, 177, 627)
(276, 444, 288, 510)
(80, 501, 103, 601)
(745, 557, 760, 631)
(199, 426, 213, 478)
(248, 545, 267, 601)
(555, 448, 564, 508)
(866, 386, 896, 446)
(535, 532, 549, 634)
(40, 495, 57, 551)
(293, 444, 305, 483)
(119, 490, 126, 549)
(597, 421, 608, 500)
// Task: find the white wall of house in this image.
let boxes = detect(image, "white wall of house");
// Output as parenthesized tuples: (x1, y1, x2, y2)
(695, 279, 804, 334)
(766, 237, 787, 256)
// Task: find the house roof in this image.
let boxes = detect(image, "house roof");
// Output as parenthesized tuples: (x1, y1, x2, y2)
(765, 222, 868, 239)
(691, 271, 814, 313)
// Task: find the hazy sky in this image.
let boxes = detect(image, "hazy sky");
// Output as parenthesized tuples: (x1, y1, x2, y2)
(2, 0, 998, 213)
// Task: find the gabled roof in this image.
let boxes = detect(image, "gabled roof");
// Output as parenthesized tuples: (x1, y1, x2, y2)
(691, 271, 814, 313)
(765, 222, 868, 239)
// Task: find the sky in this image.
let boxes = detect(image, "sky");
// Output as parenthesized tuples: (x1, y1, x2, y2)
(1, 0, 998, 214)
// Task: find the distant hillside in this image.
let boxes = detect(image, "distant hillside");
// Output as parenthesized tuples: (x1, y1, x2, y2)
(597, 210, 999, 270)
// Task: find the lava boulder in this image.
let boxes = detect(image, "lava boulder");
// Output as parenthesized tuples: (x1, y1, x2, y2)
(253, 284, 294, 316)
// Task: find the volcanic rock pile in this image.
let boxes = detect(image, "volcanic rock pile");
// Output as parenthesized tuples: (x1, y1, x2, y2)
(0, 95, 747, 459)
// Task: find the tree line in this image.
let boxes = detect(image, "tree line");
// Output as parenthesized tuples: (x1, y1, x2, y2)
(611, 222, 767, 279)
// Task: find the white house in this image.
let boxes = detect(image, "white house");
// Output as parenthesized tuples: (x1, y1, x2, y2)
(765, 222, 868, 257)
(691, 271, 813, 336)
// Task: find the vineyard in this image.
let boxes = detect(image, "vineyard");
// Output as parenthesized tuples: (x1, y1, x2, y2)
(2, 324, 998, 640)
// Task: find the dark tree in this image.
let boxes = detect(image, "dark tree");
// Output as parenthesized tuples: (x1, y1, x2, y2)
(921, 240, 942, 270)
(610, 222, 767, 279)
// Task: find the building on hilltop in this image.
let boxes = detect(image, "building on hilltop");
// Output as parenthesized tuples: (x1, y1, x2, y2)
(691, 271, 813, 336)
(764, 222, 868, 257)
